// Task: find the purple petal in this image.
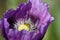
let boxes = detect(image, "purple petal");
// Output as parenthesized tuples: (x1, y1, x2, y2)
(29, 0, 49, 19)
(1, 18, 10, 40)
(29, 0, 54, 39)
(13, 1, 32, 20)
(40, 17, 54, 39)
(4, 9, 15, 19)
(7, 29, 28, 40)
(23, 31, 35, 40)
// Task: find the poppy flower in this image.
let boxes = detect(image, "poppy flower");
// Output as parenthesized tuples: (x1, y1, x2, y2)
(0, 0, 54, 40)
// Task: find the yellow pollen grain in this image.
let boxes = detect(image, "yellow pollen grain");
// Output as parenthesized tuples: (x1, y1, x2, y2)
(18, 23, 30, 31)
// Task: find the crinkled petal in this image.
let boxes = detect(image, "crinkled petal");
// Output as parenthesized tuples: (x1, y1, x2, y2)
(7, 29, 29, 40)
(29, 0, 54, 39)
(29, 0, 49, 19)
(39, 17, 54, 39)
(13, 1, 32, 20)
(1, 18, 10, 40)
(7, 29, 14, 40)
(23, 31, 35, 40)
(4, 9, 15, 19)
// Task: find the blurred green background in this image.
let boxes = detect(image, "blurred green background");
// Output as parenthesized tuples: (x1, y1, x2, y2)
(0, 0, 60, 40)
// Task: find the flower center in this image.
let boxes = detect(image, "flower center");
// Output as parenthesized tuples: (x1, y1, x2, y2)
(14, 18, 36, 31)
(17, 23, 30, 31)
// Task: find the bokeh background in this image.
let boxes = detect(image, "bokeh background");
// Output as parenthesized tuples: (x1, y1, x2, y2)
(0, 0, 60, 40)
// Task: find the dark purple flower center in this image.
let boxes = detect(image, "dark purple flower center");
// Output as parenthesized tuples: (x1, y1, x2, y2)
(7, 14, 39, 32)
(7, 17, 15, 29)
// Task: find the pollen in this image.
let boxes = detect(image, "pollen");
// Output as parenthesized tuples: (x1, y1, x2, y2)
(17, 23, 30, 31)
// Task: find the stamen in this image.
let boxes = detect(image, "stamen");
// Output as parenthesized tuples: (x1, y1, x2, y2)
(14, 18, 37, 31)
